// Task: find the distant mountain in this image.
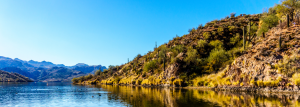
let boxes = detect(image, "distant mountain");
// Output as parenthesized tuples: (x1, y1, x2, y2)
(0, 56, 33, 70)
(74, 63, 89, 67)
(1, 67, 32, 79)
(0, 70, 33, 82)
(0, 56, 106, 82)
(38, 67, 86, 82)
(27, 60, 61, 68)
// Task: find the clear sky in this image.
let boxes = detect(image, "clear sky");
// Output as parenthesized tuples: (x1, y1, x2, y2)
(0, 0, 279, 67)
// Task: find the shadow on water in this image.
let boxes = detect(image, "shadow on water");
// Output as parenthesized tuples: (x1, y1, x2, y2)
(94, 85, 300, 107)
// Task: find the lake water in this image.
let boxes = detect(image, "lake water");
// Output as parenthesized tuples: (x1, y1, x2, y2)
(1, 82, 300, 107)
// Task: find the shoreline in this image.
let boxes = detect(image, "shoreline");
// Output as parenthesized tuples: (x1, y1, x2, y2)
(74, 83, 300, 94)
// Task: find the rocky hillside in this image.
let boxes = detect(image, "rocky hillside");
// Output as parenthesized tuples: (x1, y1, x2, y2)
(194, 25, 300, 90)
(0, 70, 33, 82)
(74, 0, 300, 88)
(73, 13, 262, 85)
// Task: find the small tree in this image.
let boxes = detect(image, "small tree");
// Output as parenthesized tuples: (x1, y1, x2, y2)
(184, 47, 198, 65)
(95, 70, 101, 76)
(257, 14, 279, 36)
(72, 78, 79, 83)
(230, 12, 236, 18)
(143, 60, 158, 72)
(274, 0, 300, 21)
(159, 45, 168, 71)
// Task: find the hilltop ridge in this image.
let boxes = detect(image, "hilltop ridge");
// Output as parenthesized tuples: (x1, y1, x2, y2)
(74, 0, 300, 90)
(73, 13, 262, 85)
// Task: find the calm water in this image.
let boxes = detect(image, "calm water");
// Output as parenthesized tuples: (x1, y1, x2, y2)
(1, 82, 300, 107)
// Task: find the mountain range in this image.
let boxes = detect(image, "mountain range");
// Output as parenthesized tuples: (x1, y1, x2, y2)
(0, 70, 33, 82)
(0, 56, 106, 82)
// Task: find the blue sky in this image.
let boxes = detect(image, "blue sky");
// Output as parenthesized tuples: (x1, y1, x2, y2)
(0, 0, 279, 67)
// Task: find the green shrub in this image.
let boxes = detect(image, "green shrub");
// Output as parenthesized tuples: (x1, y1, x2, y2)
(94, 70, 101, 76)
(232, 81, 239, 86)
(143, 60, 158, 72)
(206, 49, 228, 71)
(173, 79, 183, 86)
(257, 80, 264, 87)
(113, 76, 121, 84)
(263, 81, 271, 87)
(228, 26, 236, 32)
(250, 79, 256, 86)
(103, 69, 109, 73)
(184, 47, 198, 65)
(275, 54, 300, 76)
(84, 74, 93, 80)
(293, 73, 300, 86)
(230, 33, 240, 45)
(188, 28, 196, 34)
(197, 40, 207, 48)
(170, 45, 184, 58)
(203, 32, 211, 40)
(72, 78, 79, 83)
(135, 79, 143, 85)
(207, 82, 217, 87)
(209, 40, 223, 49)
(240, 82, 244, 86)
(170, 57, 180, 64)
(275, 77, 282, 86)
(217, 27, 224, 34)
(211, 31, 217, 35)
(257, 14, 279, 36)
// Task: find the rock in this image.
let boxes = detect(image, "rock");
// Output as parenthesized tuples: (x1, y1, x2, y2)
(294, 86, 299, 91)
(264, 87, 271, 92)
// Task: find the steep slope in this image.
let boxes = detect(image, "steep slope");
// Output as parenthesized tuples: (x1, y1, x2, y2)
(0, 70, 33, 82)
(74, 14, 263, 85)
(193, 25, 300, 90)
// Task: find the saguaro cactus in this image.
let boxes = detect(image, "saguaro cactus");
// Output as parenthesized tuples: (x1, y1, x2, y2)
(157, 50, 159, 60)
(287, 14, 290, 28)
(248, 21, 251, 42)
(145, 55, 147, 62)
(163, 53, 166, 71)
(243, 27, 246, 50)
(279, 35, 282, 50)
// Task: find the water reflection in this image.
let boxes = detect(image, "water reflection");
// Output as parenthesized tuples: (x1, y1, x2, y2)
(97, 85, 300, 107)
(0, 82, 129, 107)
(1, 82, 300, 107)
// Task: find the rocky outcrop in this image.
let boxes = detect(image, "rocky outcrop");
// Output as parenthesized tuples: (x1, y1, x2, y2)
(221, 25, 300, 89)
